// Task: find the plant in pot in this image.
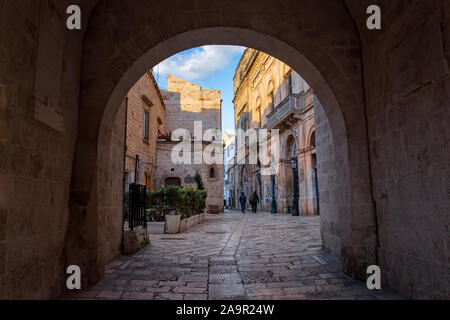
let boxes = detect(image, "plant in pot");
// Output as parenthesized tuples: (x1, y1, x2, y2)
(166, 210, 181, 234)
(146, 207, 166, 234)
(161, 186, 179, 213)
(162, 186, 181, 233)
(147, 190, 167, 234)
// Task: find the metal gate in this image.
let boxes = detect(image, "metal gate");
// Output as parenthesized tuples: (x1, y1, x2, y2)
(127, 183, 147, 231)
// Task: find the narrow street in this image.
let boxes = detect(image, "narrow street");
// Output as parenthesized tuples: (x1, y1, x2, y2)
(67, 212, 402, 300)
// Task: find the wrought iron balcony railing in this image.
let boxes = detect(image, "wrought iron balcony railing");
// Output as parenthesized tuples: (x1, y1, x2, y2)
(266, 93, 306, 130)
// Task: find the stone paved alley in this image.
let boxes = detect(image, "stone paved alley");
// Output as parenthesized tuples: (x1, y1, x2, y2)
(67, 212, 403, 300)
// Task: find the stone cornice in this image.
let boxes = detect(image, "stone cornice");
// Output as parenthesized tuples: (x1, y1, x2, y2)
(146, 70, 166, 110)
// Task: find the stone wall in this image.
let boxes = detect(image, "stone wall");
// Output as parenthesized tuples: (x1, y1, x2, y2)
(123, 230, 150, 255)
(345, 0, 450, 299)
(162, 75, 221, 137)
(124, 72, 165, 188)
(103, 99, 126, 264)
(156, 141, 225, 212)
(0, 0, 92, 299)
(315, 100, 346, 258)
(157, 76, 224, 212)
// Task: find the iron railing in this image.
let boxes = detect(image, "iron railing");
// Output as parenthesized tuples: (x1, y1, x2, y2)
(267, 93, 306, 129)
(127, 183, 147, 231)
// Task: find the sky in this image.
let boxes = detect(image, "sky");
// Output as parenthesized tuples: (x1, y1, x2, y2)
(153, 45, 246, 135)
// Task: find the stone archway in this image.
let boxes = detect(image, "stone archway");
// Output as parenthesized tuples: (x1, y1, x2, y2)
(67, 0, 376, 288)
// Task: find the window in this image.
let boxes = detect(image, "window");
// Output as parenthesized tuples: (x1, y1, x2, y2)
(269, 91, 274, 111)
(144, 110, 150, 140)
(210, 167, 216, 179)
(256, 107, 261, 128)
(267, 80, 275, 111)
(310, 131, 316, 148)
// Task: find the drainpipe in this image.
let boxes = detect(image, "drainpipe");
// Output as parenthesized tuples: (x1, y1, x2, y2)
(121, 96, 129, 255)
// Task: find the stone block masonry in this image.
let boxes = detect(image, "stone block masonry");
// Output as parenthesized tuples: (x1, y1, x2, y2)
(123, 230, 150, 255)
(124, 71, 165, 188)
(157, 76, 224, 213)
(1, 0, 448, 300)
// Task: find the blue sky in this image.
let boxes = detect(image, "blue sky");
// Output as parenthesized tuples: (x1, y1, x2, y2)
(154, 46, 246, 135)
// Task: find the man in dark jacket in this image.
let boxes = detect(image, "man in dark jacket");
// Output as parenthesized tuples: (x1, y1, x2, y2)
(239, 192, 247, 213)
(250, 191, 260, 214)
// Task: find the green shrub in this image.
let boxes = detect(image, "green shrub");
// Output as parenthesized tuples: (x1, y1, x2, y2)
(194, 173, 204, 190)
(161, 185, 181, 209)
(195, 190, 207, 214)
(147, 208, 165, 222)
(147, 186, 208, 219)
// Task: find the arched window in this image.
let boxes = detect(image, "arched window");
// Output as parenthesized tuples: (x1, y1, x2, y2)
(286, 135, 298, 159)
(267, 80, 275, 111)
(310, 131, 316, 148)
(256, 96, 262, 126)
(287, 71, 293, 94)
(210, 167, 216, 179)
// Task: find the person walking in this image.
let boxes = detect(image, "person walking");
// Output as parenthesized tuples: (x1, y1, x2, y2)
(239, 192, 247, 214)
(250, 191, 260, 214)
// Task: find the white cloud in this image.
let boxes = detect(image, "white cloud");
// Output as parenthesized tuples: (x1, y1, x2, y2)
(155, 45, 246, 81)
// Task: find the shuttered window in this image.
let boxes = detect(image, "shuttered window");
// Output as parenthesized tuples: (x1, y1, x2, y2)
(144, 110, 150, 140)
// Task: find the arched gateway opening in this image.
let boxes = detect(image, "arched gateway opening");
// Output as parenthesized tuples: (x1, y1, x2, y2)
(67, 0, 376, 291)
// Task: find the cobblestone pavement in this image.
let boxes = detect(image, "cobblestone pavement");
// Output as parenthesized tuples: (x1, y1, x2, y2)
(66, 212, 404, 300)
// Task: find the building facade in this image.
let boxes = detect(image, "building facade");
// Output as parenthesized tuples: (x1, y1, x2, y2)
(231, 49, 319, 215)
(155, 76, 225, 213)
(223, 132, 236, 208)
(123, 71, 166, 191)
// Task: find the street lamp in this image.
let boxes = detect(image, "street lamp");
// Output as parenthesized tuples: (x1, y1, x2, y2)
(290, 157, 299, 217)
(270, 174, 277, 214)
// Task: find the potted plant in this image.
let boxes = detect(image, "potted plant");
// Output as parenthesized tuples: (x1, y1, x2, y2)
(161, 185, 179, 214)
(146, 208, 166, 234)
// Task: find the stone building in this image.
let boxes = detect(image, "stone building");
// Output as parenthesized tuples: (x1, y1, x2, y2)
(155, 76, 224, 213)
(231, 49, 319, 215)
(1, 1, 448, 300)
(223, 132, 236, 208)
(123, 71, 166, 190)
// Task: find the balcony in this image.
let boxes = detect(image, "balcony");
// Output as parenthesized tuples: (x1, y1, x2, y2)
(267, 93, 305, 130)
